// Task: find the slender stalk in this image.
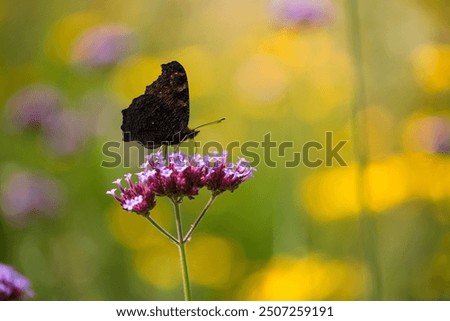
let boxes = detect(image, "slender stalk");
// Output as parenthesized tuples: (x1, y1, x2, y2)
(347, 0, 382, 299)
(162, 145, 168, 165)
(143, 214, 179, 245)
(184, 194, 217, 243)
(172, 200, 192, 301)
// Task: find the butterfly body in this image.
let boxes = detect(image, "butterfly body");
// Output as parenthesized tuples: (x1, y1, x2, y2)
(121, 61, 198, 149)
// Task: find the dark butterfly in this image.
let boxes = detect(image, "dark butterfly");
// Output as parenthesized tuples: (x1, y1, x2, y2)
(121, 61, 223, 149)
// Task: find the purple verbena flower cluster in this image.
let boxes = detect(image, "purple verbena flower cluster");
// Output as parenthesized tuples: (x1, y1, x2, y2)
(107, 152, 255, 214)
(0, 263, 34, 301)
(107, 173, 156, 215)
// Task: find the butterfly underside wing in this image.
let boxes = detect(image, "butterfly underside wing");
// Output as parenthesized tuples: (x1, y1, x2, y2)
(121, 61, 199, 149)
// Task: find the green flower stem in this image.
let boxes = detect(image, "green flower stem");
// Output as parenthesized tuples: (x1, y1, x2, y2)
(347, 0, 382, 299)
(162, 145, 169, 165)
(183, 194, 217, 243)
(143, 214, 179, 245)
(172, 200, 192, 301)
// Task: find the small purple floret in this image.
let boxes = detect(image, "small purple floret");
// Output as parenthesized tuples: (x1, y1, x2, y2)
(0, 263, 34, 301)
(106, 176, 156, 215)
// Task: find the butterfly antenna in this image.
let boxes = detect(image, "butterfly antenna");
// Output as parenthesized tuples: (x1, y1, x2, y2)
(193, 118, 226, 130)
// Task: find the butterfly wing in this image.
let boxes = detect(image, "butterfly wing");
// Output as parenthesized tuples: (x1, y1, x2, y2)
(121, 94, 186, 148)
(144, 61, 190, 130)
(121, 61, 192, 148)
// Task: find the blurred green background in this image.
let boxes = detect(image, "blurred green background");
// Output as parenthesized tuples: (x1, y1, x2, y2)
(0, 0, 449, 300)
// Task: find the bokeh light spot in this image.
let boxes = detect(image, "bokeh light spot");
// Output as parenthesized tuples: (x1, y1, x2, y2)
(364, 157, 409, 213)
(166, 46, 215, 98)
(109, 201, 172, 250)
(46, 11, 102, 63)
(188, 234, 245, 289)
(235, 54, 289, 105)
(242, 255, 365, 300)
(258, 31, 307, 72)
(301, 165, 359, 221)
(301, 153, 450, 221)
(411, 43, 450, 92)
(133, 244, 180, 289)
(112, 55, 162, 102)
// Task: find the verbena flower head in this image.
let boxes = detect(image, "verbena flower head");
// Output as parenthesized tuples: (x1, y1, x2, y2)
(107, 174, 156, 215)
(0, 263, 34, 300)
(202, 152, 255, 195)
(107, 152, 255, 211)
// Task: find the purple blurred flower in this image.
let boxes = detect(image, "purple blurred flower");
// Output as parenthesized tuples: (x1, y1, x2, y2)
(0, 170, 64, 226)
(6, 85, 63, 131)
(408, 116, 450, 153)
(0, 263, 34, 300)
(107, 152, 255, 212)
(268, 0, 336, 29)
(71, 24, 135, 68)
(426, 117, 450, 153)
(43, 110, 93, 156)
(6, 84, 95, 156)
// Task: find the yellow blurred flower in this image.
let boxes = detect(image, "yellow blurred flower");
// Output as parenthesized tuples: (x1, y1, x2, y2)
(301, 164, 359, 221)
(411, 43, 450, 92)
(109, 200, 178, 289)
(193, 116, 248, 152)
(364, 156, 410, 212)
(46, 11, 103, 63)
(111, 55, 163, 103)
(406, 153, 450, 201)
(188, 234, 246, 289)
(300, 153, 450, 221)
(132, 233, 245, 291)
(133, 242, 180, 290)
(241, 255, 365, 300)
(258, 30, 308, 72)
(112, 47, 215, 103)
(166, 46, 215, 98)
(110, 198, 246, 290)
(235, 53, 289, 106)
(259, 31, 352, 122)
(108, 200, 172, 250)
